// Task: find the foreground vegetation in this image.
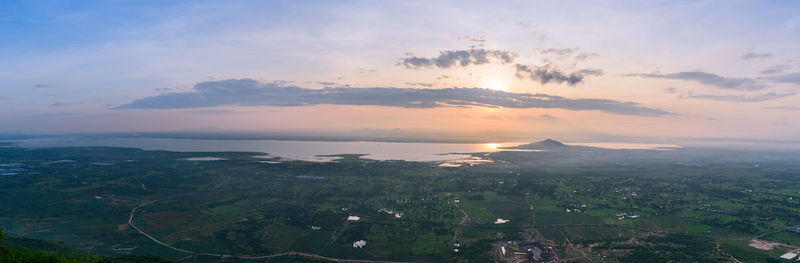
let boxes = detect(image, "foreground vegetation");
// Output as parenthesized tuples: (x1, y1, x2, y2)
(2, 142, 800, 262)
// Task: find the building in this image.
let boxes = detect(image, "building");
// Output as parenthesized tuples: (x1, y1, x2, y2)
(780, 252, 797, 260)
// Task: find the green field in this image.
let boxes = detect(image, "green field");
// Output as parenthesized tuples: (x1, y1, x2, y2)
(2, 145, 800, 262)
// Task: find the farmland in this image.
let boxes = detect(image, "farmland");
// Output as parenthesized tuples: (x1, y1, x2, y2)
(2, 143, 800, 262)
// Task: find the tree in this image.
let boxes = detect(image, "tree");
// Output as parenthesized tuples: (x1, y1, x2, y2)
(0, 228, 8, 256)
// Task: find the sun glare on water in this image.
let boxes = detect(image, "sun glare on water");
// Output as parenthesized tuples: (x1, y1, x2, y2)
(484, 143, 501, 151)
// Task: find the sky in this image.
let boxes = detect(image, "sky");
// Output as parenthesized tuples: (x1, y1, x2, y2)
(1, 0, 799, 143)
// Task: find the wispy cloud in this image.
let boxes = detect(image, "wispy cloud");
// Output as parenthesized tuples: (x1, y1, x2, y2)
(118, 79, 672, 116)
(741, 52, 773, 60)
(538, 48, 597, 62)
(518, 114, 559, 122)
(575, 52, 598, 61)
(33, 84, 50, 88)
(630, 71, 764, 90)
(357, 67, 377, 74)
(760, 64, 791, 75)
(189, 109, 252, 114)
(515, 64, 602, 86)
(515, 21, 546, 41)
(763, 105, 800, 111)
(400, 48, 517, 69)
(456, 35, 486, 43)
(764, 72, 800, 84)
(540, 48, 577, 57)
(405, 82, 434, 87)
(686, 92, 795, 102)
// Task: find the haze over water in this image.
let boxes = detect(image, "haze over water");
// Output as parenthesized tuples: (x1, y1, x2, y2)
(13, 137, 677, 162)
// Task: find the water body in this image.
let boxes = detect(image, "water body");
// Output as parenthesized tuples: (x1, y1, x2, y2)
(11, 137, 678, 162)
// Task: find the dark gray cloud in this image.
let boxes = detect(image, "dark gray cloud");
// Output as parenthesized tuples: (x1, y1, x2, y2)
(663, 87, 678, 94)
(764, 72, 800, 84)
(401, 48, 517, 69)
(760, 64, 791, 75)
(686, 92, 795, 102)
(741, 52, 773, 60)
(630, 71, 764, 90)
(117, 79, 672, 116)
(515, 64, 603, 86)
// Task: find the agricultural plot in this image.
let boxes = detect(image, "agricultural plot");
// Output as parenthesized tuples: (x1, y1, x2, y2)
(2, 145, 800, 262)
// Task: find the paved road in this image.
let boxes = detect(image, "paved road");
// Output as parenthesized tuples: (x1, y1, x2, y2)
(453, 201, 469, 225)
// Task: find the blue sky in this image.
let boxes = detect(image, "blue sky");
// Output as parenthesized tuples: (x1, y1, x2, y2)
(1, 1, 799, 142)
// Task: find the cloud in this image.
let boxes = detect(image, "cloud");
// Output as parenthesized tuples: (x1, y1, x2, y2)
(33, 84, 50, 88)
(539, 48, 597, 62)
(540, 114, 558, 120)
(357, 67, 377, 74)
(405, 82, 434, 87)
(189, 109, 251, 114)
(577, 69, 604, 76)
(540, 48, 577, 57)
(575, 53, 599, 61)
(401, 48, 518, 69)
(760, 65, 791, 75)
(36, 112, 77, 118)
(517, 114, 559, 122)
(456, 35, 486, 43)
(763, 106, 800, 111)
(630, 71, 764, 90)
(686, 92, 795, 102)
(663, 87, 678, 94)
(741, 52, 773, 60)
(118, 78, 672, 116)
(516, 21, 546, 41)
(765, 72, 800, 84)
(515, 64, 603, 86)
(50, 102, 69, 106)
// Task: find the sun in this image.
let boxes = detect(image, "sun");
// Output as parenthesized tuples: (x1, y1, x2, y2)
(482, 79, 507, 91)
(484, 143, 501, 151)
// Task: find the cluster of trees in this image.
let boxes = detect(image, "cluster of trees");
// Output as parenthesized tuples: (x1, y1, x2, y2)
(0, 228, 174, 263)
